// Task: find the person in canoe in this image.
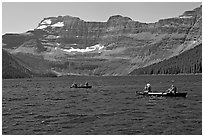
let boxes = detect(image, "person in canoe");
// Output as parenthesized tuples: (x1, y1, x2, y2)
(85, 82, 89, 86)
(144, 83, 152, 93)
(167, 84, 177, 94)
(71, 83, 77, 88)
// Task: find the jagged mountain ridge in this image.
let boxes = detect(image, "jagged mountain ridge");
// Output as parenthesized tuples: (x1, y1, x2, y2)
(2, 5, 202, 76)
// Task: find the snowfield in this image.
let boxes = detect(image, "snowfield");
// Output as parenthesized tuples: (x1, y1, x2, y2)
(37, 21, 64, 30)
(179, 16, 193, 19)
(62, 44, 104, 53)
(37, 25, 48, 29)
(41, 19, 52, 25)
(51, 22, 64, 27)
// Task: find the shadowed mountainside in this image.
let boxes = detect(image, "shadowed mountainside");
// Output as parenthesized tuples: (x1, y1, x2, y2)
(129, 44, 202, 75)
(2, 50, 58, 79)
(2, 49, 33, 78)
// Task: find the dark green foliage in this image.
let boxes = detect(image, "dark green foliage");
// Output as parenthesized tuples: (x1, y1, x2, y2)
(2, 67, 31, 79)
(2, 50, 58, 79)
(2, 49, 33, 79)
(14, 52, 50, 72)
(130, 44, 202, 75)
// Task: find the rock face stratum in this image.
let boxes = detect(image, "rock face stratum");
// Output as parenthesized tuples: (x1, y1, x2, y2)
(2, 5, 202, 77)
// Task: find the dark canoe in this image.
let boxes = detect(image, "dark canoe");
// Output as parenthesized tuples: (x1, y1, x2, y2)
(137, 91, 187, 97)
(148, 92, 187, 97)
(70, 85, 92, 89)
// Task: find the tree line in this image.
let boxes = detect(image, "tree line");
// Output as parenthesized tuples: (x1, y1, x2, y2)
(130, 44, 202, 75)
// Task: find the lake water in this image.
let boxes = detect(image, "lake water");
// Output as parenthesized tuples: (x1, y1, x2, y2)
(2, 75, 202, 135)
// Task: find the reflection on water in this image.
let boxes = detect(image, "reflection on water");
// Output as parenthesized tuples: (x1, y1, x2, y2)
(2, 75, 202, 135)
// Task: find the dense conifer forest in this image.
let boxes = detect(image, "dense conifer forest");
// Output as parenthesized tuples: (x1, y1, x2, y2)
(2, 50, 32, 79)
(130, 44, 202, 75)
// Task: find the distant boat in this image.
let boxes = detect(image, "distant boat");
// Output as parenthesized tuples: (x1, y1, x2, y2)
(70, 84, 92, 89)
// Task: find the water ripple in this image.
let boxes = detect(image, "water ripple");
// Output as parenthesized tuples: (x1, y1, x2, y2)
(2, 75, 202, 135)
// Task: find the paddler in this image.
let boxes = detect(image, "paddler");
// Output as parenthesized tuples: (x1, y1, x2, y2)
(167, 84, 177, 94)
(144, 83, 152, 93)
(85, 82, 89, 86)
(71, 82, 77, 88)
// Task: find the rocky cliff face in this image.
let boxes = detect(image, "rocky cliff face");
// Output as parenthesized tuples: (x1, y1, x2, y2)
(2, 5, 202, 76)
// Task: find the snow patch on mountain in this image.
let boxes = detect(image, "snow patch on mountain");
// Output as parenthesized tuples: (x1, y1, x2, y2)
(179, 15, 193, 19)
(37, 25, 48, 29)
(45, 35, 61, 39)
(62, 44, 104, 53)
(41, 19, 52, 25)
(51, 22, 64, 27)
(37, 21, 64, 30)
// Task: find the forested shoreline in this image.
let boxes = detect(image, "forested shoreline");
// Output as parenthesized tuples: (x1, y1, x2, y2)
(130, 44, 202, 75)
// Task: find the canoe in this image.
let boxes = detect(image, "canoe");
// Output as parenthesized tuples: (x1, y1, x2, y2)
(70, 85, 92, 88)
(148, 92, 187, 97)
(137, 91, 187, 97)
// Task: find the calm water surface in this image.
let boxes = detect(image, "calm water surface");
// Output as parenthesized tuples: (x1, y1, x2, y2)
(2, 75, 202, 135)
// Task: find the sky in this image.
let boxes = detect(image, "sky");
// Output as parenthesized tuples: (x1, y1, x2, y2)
(2, 2, 201, 34)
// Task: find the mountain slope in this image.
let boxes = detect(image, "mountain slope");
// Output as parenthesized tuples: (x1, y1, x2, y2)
(2, 5, 202, 76)
(129, 44, 202, 75)
(2, 49, 58, 78)
(2, 49, 33, 78)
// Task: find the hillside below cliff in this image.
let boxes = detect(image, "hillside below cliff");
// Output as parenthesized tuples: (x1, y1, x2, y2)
(2, 49, 33, 78)
(2, 5, 202, 77)
(129, 44, 202, 75)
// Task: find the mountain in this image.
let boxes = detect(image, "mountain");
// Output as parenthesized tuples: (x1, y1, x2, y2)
(129, 44, 202, 75)
(2, 49, 58, 78)
(2, 49, 33, 78)
(2, 5, 202, 77)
